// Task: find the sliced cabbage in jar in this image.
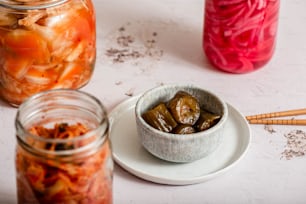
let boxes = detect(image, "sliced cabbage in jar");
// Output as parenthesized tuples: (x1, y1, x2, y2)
(16, 122, 112, 204)
(0, 0, 96, 105)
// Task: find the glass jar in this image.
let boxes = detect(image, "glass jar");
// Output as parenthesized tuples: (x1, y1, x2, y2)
(203, 0, 280, 74)
(0, 0, 96, 106)
(15, 89, 113, 204)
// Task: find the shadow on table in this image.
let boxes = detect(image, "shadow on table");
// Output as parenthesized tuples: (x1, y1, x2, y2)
(0, 97, 18, 109)
(0, 199, 16, 204)
(114, 163, 153, 185)
(0, 99, 12, 108)
(0, 192, 17, 204)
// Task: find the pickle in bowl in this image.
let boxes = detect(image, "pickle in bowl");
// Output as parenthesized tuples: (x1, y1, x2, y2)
(135, 84, 228, 163)
(142, 90, 221, 134)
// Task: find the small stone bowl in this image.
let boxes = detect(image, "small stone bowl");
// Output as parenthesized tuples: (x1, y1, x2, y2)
(135, 84, 228, 163)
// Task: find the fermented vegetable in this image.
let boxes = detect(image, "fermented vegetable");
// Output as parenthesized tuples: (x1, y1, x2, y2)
(172, 124, 196, 134)
(142, 91, 221, 134)
(16, 123, 112, 204)
(0, 0, 96, 105)
(203, 0, 280, 73)
(142, 103, 178, 133)
(195, 110, 221, 131)
(168, 91, 200, 125)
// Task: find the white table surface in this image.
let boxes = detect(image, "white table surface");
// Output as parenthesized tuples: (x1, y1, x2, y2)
(1, 0, 306, 203)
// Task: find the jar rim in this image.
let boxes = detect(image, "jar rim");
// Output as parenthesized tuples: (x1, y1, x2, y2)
(16, 119, 109, 156)
(0, 0, 69, 10)
(15, 89, 109, 157)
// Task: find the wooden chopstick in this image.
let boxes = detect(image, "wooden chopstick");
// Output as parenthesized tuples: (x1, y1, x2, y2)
(246, 108, 306, 120)
(248, 119, 306, 125)
(246, 108, 306, 126)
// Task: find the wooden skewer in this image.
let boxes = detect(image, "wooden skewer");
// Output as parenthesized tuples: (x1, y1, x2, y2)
(248, 119, 306, 126)
(246, 108, 306, 120)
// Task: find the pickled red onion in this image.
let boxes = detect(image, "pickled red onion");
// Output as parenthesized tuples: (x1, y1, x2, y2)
(203, 0, 280, 73)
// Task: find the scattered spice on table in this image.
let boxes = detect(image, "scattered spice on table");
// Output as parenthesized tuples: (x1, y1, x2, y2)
(281, 129, 306, 160)
(264, 125, 276, 134)
(115, 81, 122, 85)
(105, 24, 164, 63)
(125, 88, 135, 97)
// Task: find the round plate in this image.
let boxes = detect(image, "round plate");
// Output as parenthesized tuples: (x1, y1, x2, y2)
(109, 95, 251, 185)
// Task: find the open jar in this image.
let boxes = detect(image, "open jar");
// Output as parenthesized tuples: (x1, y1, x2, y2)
(203, 0, 280, 74)
(0, 0, 96, 106)
(15, 89, 113, 204)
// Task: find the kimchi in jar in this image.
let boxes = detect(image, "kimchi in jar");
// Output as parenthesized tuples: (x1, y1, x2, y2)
(0, 0, 96, 106)
(15, 89, 113, 204)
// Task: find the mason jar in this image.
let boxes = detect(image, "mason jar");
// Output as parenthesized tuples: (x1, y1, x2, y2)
(203, 0, 280, 74)
(15, 89, 113, 204)
(0, 0, 96, 106)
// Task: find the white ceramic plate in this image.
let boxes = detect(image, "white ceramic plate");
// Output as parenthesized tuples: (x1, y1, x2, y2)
(109, 95, 251, 185)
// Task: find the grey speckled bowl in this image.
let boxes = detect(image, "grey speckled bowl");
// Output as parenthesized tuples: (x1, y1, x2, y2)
(135, 84, 228, 163)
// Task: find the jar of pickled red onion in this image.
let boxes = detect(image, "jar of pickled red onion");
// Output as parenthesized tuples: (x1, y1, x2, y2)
(15, 89, 113, 204)
(203, 0, 280, 74)
(0, 0, 96, 106)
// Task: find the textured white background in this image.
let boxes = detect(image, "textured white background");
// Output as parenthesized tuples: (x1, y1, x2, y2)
(1, 0, 306, 203)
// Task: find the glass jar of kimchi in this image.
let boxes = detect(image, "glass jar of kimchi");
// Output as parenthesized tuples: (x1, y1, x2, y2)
(0, 0, 96, 106)
(15, 89, 113, 204)
(203, 0, 280, 74)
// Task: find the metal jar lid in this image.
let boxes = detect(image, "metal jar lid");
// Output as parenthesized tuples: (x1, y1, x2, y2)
(0, 0, 69, 10)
